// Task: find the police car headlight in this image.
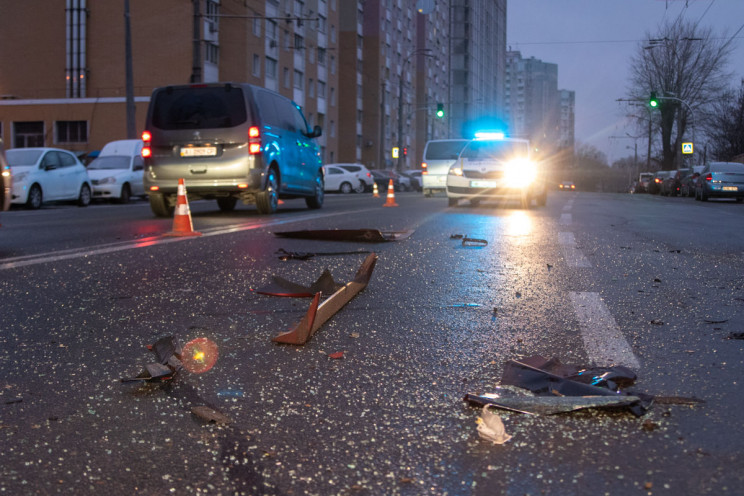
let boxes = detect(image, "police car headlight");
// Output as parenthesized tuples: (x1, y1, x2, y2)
(504, 159, 536, 188)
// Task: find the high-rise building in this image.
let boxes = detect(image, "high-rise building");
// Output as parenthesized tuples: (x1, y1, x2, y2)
(0, 0, 508, 173)
(505, 50, 573, 159)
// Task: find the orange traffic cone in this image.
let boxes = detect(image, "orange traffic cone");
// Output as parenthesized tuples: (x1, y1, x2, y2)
(372, 182, 380, 198)
(382, 179, 398, 207)
(165, 178, 202, 237)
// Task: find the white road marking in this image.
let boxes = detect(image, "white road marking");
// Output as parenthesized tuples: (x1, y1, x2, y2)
(0, 208, 371, 270)
(558, 232, 591, 268)
(569, 292, 641, 368)
(559, 213, 572, 225)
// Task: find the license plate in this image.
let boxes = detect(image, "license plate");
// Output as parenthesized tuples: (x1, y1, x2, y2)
(180, 146, 217, 157)
(470, 180, 498, 188)
(722, 186, 738, 191)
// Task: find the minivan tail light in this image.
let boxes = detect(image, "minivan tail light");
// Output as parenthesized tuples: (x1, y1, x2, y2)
(248, 126, 261, 155)
(422, 162, 428, 174)
(705, 173, 712, 182)
(141, 130, 152, 158)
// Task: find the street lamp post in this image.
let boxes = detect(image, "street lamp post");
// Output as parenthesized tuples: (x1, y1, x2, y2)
(396, 48, 431, 170)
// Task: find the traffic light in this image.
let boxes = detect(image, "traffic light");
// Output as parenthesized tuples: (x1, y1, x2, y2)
(403, 147, 408, 156)
(649, 91, 659, 108)
(436, 103, 444, 118)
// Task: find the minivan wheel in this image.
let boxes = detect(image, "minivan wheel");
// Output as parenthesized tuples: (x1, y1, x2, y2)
(306, 174, 324, 209)
(78, 184, 92, 207)
(27, 184, 43, 210)
(118, 184, 131, 204)
(217, 196, 237, 212)
(256, 171, 279, 214)
(149, 192, 174, 217)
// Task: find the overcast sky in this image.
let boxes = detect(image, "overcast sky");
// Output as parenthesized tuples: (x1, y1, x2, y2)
(507, 0, 744, 164)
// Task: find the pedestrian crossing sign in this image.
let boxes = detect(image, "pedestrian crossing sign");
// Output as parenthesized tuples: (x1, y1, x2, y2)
(682, 142, 693, 154)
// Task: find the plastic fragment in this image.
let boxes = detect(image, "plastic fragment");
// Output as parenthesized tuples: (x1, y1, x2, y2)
(328, 351, 344, 359)
(465, 392, 643, 415)
(254, 269, 343, 297)
(191, 406, 231, 424)
(476, 405, 512, 444)
(461, 237, 488, 246)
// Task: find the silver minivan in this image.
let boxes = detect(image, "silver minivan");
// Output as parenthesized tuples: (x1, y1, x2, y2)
(142, 82, 323, 216)
(421, 139, 470, 197)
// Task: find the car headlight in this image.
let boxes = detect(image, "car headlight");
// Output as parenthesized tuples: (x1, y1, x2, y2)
(503, 158, 536, 188)
(98, 176, 117, 184)
(448, 166, 463, 176)
(13, 171, 28, 183)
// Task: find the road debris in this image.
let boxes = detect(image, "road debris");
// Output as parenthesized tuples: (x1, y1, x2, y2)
(273, 253, 378, 345)
(465, 393, 643, 415)
(253, 269, 343, 297)
(726, 332, 744, 340)
(120, 336, 183, 383)
(274, 229, 414, 242)
(476, 405, 512, 444)
(275, 248, 371, 261)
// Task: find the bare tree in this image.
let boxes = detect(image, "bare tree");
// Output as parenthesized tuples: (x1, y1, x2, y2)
(627, 18, 733, 170)
(705, 80, 744, 161)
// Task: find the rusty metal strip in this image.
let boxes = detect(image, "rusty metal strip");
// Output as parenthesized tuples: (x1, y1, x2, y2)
(272, 253, 378, 345)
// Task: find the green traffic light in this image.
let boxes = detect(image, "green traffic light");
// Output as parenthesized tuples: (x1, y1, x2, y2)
(436, 103, 444, 118)
(649, 91, 658, 108)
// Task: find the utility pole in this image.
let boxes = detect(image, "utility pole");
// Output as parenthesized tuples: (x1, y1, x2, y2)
(124, 0, 136, 139)
(190, 0, 202, 83)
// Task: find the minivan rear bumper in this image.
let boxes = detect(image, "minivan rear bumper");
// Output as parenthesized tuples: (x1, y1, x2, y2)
(144, 168, 265, 197)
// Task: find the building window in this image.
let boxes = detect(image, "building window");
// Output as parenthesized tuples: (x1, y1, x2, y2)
(55, 120, 88, 144)
(266, 57, 278, 79)
(308, 78, 314, 97)
(284, 30, 291, 50)
(317, 80, 326, 98)
(283, 68, 290, 88)
(252, 54, 261, 77)
(294, 34, 304, 50)
(330, 56, 336, 74)
(205, 43, 219, 64)
(253, 17, 261, 36)
(267, 20, 278, 43)
(330, 25, 336, 43)
(317, 15, 326, 33)
(330, 120, 336, 138)
(317, 47, 326, 66)
(13, 121, 44, 148)
(294, 70, 303, 90)
(330, 87, 336, 106)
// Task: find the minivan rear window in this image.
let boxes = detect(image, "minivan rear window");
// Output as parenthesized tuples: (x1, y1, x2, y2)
(151, 86, 248, 130)
(424, 141, 469, 160)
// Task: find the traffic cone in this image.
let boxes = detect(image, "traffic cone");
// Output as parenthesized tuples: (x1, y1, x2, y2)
(372, 182, 380, 198)
(382, 179, 398, 207)
(165, 178, 202, 237)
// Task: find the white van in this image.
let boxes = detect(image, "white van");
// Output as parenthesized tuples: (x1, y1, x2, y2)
(421, 139, 470, 196)
(87, 139, 145, 203)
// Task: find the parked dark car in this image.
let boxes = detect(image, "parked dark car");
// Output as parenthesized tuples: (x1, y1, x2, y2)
(647, 170, 671, 195)
(661, 168, 690, 197)
(370, 170, 407, 192)
(636, 172, 654, 193)
(679, 166, 705, 197)
(694, 162, 744, 202)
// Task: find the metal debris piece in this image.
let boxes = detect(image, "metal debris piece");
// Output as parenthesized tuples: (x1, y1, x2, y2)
(465, 392, 643, 415)
(476, 405, 512, 444)
(726, 332, 744, 340)
(450, 234, 464, 239)
(191, 405, 231, 424)
(275, 248, 372, 261)
(273, 253, 378, 345)
(500, 357, 652, 417)
(274, 229, 414, 243)
(461, 237, 488, 246)
(121, 336, 184, 383)
(653, 396, 705, 405)
(254, 269, 343, 297)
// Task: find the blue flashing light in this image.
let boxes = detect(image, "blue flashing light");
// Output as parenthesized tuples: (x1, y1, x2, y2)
(474, 131, 505, 140)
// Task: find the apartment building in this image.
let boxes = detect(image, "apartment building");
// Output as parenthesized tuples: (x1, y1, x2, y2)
(0, 0, 509, 172)
(0, 0, 339, 162)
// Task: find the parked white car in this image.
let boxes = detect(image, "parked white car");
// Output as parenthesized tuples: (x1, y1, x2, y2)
(331, 163, 374, 192)
(7, 147, 92, 209)
(323, 164, 364, 194)
(87, 139, 145, 203)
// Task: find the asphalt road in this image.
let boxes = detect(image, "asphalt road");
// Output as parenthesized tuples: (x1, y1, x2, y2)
(1, 191, 743, 495)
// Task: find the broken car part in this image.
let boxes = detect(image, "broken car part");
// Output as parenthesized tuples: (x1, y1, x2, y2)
(476, 405, 512, 444)
(120, 336, 183, 383)
(274, 229, 414, 243)
(275, 248, 372, 261)
(465, 392, 643, 415)
(254, 269, 343, 297)
(273, 253, 378, 345)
